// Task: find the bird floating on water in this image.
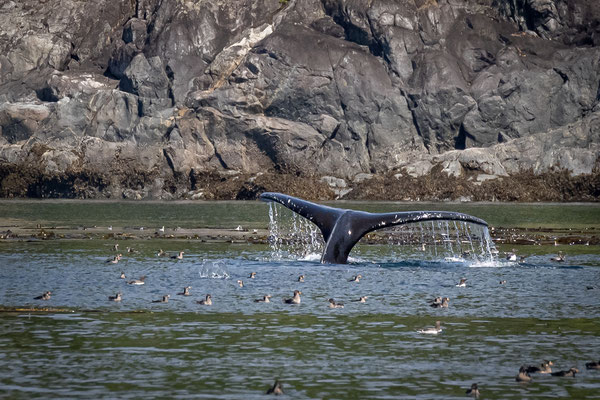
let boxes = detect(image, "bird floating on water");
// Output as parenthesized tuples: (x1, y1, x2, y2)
(516, 366, 532, 382)
(526, 360, 553, 374)
(157, 249, 166, 257)
(127, 276, 146, 285)
(171, 251, 184, 260)
(34, 291, 52, 300)
(298, 275, 305, 282)
(506, 249, 517, 261)
(266, 379, 284, 395)
(108, 292, 122, 302)
(430, 297, 449, 308)
(237, 280, 244, 288)
(119, 271, 126, 279)
(255, 295, 272, 303)
(284, 290, 302, 304)
(249, 272, 257, 279)
(417, 320, 442, 335)
(177, 286, 191, 296)
(113, 243, 119, 251)
(328, 298, 344, 308)
(499, 280, 507, 285)
(585, 360, 600, 370)
(466, 383, 480, 398)
(197, 294, 212, 305)
(456, 278, 467, 287)
(351, 296, 368, 303)
(349, 274, 362, 282)
(551, 367, 579, 377)
(152, 294, 170, 303)
(550, 251, 565, 262)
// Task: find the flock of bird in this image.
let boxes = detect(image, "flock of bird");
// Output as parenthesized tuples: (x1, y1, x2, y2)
(29, 241, 596, 397)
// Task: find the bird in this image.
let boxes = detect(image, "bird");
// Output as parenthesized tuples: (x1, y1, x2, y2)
(499, 280, 507, 285)
(177, 286, 191, 296)
(106, 255, 119, 264)
(506, 249, 517, 261)
(158, 226, 165, 233)
(456, 278, 467, 287)
(249, 272, 257, 279)
(237, 280, 244, 288)
(34, 291, 52, 300)
(585, 360, 600, 370)
(157, 249, 166, 257)
(255, 295, 272, 303)
(516, 366, 532, 382)
(526, 360, 553, 374)
(197, 294, 212, 305)
(351, 296, 368, 303)
(126, 247, 138, 253)
(550, 251, 565, 262)
(119, 271, 126, 279)
(551, 367, 579, 377)
(127, 276, 146, 285)
(328, 298, 344, 308)
(417, 320, 442, 334)
(349, 274, 362, 282)
(152, 294, 170, 303)
(298, 275, 305, 282)
(266, 379, 284, 395)
(283, 290, 302, 304)
(113, 243, 119, 251)
(430, 297, 449, 308)
(108, 292, 122, 302)
(466, 383, 480, 397)
(171, 251, 184, 260)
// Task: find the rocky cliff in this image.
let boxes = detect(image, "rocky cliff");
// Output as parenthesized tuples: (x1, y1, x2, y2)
(0, 0, 598, 200)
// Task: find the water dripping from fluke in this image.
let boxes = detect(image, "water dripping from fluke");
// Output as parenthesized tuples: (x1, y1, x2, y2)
(260, 193, 497, 264)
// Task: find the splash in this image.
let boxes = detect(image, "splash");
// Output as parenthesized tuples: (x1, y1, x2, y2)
(267, 203, 497, 263)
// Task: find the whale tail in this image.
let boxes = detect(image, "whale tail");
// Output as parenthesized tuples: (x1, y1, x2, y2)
(260, 192, 488, 264)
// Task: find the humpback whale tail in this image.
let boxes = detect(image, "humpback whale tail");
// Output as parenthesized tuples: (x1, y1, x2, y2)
(260, 192, 489, 264)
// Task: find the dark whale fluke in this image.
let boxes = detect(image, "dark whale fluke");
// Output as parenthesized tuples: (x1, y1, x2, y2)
(260, 192, 489, 264)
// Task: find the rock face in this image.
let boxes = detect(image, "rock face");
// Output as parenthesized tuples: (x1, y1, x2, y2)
(0, 0, 598, 200)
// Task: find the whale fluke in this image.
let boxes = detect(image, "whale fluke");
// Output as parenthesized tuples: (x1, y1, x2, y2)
(260, 192, 488, 264)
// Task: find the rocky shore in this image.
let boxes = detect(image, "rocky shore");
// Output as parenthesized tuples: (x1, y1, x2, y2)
(1, 0, 598, 201)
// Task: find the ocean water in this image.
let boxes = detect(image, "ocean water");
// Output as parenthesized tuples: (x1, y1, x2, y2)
(0, 201, 599, 399)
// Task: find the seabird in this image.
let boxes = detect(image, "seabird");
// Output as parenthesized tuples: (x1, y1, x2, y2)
(283, 290, 302, 304)
(108, 292, 122, 302)
(456, 278, 467, 287)
(127, 276, 146, 285)
(255, 295, 272, 303)
(106, 255, 119, 264)
(349, 274, 362, 282)
(430, 297, 449, 308)
(466, 383, 480, 398)
(328, 298, 344, 308)
(298, 275, 305, 283)
(157, 249, 166, 257)
(237, 280, 244, 288)
(499, 280, 507, 285)
(266, 379, 284, 395)
(351, 296, 368, 303)
(585, 360, 600, 370)
(249, 272, 257, 279)
(526, 360, 553, 374)
(119, 271, 126, 279)
(550, 251, 565, 262)
(158, 226, 165, 233)
(417, 320, 442, 334)
(34, 291, 52, 300)
(177, 286, 191, 296)
(152, 294, 170, 303)
(506, 249, 517, 261)
(516, 366, 532, 382)
(171, 251, 185, 260)
(113, 244, 119, 251)
(551, 367, 579, 377)
(197, 294, 212, 305)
